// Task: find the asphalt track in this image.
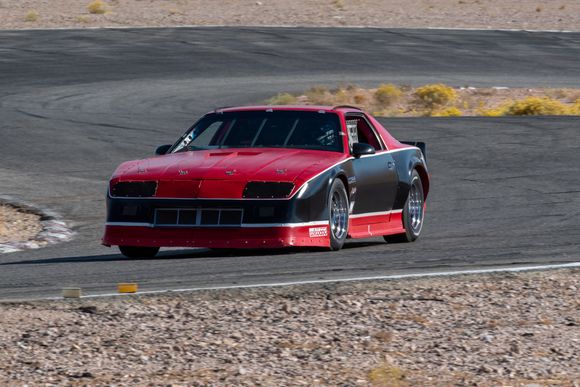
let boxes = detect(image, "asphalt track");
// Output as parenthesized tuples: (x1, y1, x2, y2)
(0, 27, 579, 300)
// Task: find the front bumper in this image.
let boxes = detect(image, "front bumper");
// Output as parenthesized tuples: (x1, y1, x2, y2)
(102, 223, 330, 248)
(103, 196, 330, 248)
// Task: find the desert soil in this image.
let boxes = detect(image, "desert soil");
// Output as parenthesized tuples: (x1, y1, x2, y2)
(0, 0, 579, 31)
(0, 204, 42, 245)
(0, 269, 578, 386)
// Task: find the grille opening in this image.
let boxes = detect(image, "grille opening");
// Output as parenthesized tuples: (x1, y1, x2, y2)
(258, 206, 275, 218)
(201, 210, 219, 225)
(220, 210, 243, 225)
(121, 205, 139, 216)
(178, 210, 197, 225)
(111, 181, 157, 197)
(156, 209, 178, 225)
(154, 208, 243, 227)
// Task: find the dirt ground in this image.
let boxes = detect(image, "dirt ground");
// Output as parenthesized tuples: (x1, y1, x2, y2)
(0, 269, 578, 386)
(0, 204, 42, 245)
(0, 0, 579, 31)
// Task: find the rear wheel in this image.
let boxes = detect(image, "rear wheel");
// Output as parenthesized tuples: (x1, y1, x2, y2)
(329, 179, 349, 251)
(384, 169, 424, 243)
(119, 246, 160, 258)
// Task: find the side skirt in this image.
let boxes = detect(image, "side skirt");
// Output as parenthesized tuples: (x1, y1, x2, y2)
(348, 210, 404, 238)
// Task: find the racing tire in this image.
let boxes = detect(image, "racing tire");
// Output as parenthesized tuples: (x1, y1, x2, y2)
(119, 246, 160, 259)
(328, 179, 349, 251)
(384, 169, 424, 243)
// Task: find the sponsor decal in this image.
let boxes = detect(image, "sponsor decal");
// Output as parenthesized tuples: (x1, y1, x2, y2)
(309, 226, 328, 238)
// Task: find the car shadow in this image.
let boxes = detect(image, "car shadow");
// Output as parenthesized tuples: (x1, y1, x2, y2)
(1, 240, 386, 266)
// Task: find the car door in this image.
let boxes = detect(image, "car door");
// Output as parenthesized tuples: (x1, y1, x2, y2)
(347, 114, 399, 215)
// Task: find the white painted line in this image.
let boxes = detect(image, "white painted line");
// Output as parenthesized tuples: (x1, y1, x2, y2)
(1, 25, 577, 33)
(40, 261, 580, 301)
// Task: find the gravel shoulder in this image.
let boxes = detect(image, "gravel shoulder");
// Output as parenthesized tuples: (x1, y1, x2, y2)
(1, 269, 578, 386)
(0, 204, 42, 245)
(1, 0, 579, 31)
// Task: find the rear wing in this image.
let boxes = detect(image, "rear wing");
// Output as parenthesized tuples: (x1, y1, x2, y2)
(401, 141, 426, 160)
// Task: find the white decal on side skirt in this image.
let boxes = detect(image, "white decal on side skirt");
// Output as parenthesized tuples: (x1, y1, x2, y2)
(309, 227, 328, 238)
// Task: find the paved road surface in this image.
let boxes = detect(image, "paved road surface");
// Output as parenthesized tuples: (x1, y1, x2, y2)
(0, 27, 578, 300)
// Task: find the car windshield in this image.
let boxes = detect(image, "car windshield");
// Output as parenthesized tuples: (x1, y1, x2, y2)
(172, 111, 343, 153)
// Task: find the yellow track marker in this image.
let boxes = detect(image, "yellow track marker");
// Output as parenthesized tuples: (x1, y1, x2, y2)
(117, 283, 138, 293)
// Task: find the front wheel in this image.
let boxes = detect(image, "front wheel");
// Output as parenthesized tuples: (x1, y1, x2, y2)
(328, 179, 349, 251)
(119, 246, 160, 259)
(384, 169, 424, 243)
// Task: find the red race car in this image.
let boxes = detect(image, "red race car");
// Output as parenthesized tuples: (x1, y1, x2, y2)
(103, 105, 429, 258)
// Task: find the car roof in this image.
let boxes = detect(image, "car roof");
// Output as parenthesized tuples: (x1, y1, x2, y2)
(213, 105, 364, 114)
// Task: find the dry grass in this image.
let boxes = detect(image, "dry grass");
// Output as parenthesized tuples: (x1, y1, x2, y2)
(332, 0, 345, 9)
(266, 83, 580, 117)
(76, 15, 90, 23)
(368, 363, 408, 387)
(267, 92, 298, 105)
(375, 83, 402, 107)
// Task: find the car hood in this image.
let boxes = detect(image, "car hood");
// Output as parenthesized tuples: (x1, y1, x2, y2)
(110, 148, 347, 199)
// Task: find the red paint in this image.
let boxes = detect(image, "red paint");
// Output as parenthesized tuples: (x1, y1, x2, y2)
(110, 148, 348, 199)
(348, 212, 405, 238)
(103, 224, 331, 248)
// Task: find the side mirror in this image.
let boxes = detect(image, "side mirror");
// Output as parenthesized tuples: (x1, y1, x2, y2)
(155, 144, 172, 156)
(352, 142, 375, 158)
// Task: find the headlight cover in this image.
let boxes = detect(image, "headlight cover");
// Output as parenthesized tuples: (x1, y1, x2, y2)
(243, 182, 294, 199)
(110, 181, 158, 197)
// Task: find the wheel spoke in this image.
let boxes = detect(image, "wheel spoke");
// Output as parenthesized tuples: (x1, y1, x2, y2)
(330, 190, 347, 240)
(408, 179, 424, 233)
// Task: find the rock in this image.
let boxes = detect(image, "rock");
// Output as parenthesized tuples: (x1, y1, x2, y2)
(78, 305, 98, 314)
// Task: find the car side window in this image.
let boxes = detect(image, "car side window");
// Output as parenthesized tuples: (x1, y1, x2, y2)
(346, 115, 383, 151)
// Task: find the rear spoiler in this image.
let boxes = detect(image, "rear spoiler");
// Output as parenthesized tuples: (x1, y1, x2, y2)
(401, 141, 426, 159)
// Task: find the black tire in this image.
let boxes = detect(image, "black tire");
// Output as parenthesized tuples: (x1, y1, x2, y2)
(328, 179, 349, 251)
(119, 246, 160, 258)
(384, 169, 424, 243)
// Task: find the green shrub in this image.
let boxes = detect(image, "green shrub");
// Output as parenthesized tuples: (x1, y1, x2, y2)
(415, 83, 457, 107)
(432, 106, 462, 117)
(504, 97, 569, 115)
(88, 0, 107, 14)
